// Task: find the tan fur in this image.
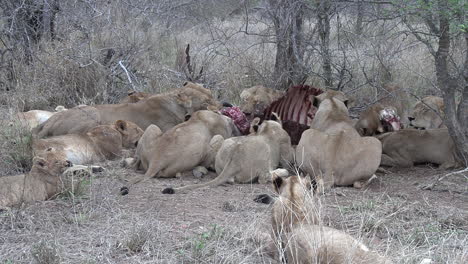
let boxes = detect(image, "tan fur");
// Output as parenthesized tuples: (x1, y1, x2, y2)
(182, 81, 213, 97)
(297, 98, 381, 191)
(129, 110, 239, 185)
(33, 120, 143, 165)
(316, 89, 351, 107)
(356, 84, 410, 136)
(270, 173, 393, 264)
(310, 97, 358, 136)
(409, 96, 445, 129)
(355, 104, 400, 136)
(35, 85, 219, 138)
(164, 117, 293, 193)
(13, 106, 66, 131)
(0, 152, 72, 208)
(240, 85, 284, 117)
(120, 91, 152, 103)
(378, 128, 459, 169)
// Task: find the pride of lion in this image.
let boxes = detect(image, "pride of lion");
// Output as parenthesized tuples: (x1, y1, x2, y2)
(3, 80, 460, 263)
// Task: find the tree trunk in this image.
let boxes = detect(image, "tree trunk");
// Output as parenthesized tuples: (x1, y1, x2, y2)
(268, 0, 306, 90)
(317, 0, 333, 89)
(435, 0, 468, 166)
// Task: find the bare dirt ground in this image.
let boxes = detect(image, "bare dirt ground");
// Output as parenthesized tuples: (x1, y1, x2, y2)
(1, 158, 467, 264)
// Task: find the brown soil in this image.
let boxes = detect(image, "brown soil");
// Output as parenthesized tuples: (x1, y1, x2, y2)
(1, 160, 467, 264)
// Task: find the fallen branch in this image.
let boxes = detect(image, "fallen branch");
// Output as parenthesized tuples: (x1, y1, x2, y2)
(421, 167, 468, 192)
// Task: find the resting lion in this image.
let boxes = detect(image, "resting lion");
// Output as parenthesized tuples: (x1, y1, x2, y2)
(378, 129, 459, 169)
(408, 96, 445, 129)
(0, 152, 73, 208)
(269, 171, 393, 264)
(34, 82, 219, 138)
(296, 98, 382, 191)
(161, 114, 294, 194)
(33, 120, 143, 165)
(125, 110, 240, 189)
(12, 105, 67, 131)
(240, 85, 284, 119)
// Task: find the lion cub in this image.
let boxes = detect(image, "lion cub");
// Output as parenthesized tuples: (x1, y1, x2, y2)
(270, 170, 393, 264)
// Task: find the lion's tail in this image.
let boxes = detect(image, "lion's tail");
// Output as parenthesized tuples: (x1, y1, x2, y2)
(162, 159, 237, 194)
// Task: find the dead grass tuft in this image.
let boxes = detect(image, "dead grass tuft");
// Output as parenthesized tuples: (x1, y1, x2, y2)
(31, 240, 61, 264)
(0, 119, 33, 175)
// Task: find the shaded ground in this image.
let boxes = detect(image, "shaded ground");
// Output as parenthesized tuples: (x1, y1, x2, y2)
(1, 160, 467, 264)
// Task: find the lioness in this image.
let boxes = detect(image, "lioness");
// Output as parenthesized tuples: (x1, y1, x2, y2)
(408, 96, 445, 129)
(297, 98, 381, 191)
(378, 129, 459, 169)
(33, 120, 143, 165)
(0, 152, 73, 208)
(354, 104, 402, 136)
(355, 84, 409, 136)
(12, 105, 67, 131)
(161, 114, 294, 194)
(35, 83, 219, 138)
(269, 171, 393, 264)
(125, 110, 240, 187)
(240, 85, 284, 119)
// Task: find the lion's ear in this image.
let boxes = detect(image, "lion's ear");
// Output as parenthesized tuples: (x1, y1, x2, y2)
(270, 112, 281, 124)
(251, 117, 261, 133)
(127, 90, 136, 96)
(310, 95, 319, 108)
(271, 169, 288, 193)
(272, 175, 283, 194)
(33, 157, 46, 168)
(115, 120, 127, 131)
(183, 81, 189, 86)
(343, 99, 349, 108)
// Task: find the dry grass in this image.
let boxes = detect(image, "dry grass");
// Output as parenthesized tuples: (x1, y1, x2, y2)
(0, 2, 466, 263)
(0, 161, 466, 263)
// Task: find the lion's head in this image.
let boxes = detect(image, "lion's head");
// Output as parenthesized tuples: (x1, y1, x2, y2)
(240, 85, 284, 119)
(408, 96, 445, 129)
(113, 120, 144, 148)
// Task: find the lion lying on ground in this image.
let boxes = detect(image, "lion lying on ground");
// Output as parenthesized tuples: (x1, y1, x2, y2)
(296, 97, 382, 191)
(120, 82, 213, 104)
(408, 96, 445, 129)
(35, 82, 219, 138)
(161, 114, 294, 194)
(0, 152, 100, 209)
(33, 120, 143, 165)
(123, 110, 240, 191)
(12, 106, 67, 131)
(378, 129, 459, 169)
(269, 170, 393, 264)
